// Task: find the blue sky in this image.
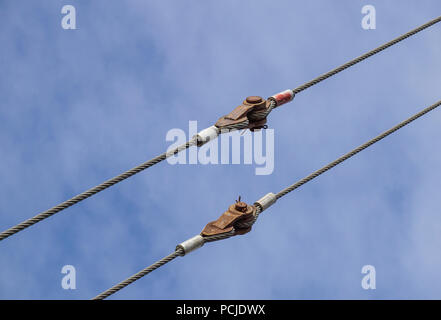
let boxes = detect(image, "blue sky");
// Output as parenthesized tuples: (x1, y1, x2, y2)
(0, 0, 441, 299)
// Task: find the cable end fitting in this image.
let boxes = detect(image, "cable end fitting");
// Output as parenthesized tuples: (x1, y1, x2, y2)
(254, 192, 277, 212)
(269, 89, 295, 107)
(176, 235, 205, 256)
(194, 126, 220, 146)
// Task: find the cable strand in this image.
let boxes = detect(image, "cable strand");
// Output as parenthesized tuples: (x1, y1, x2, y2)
(276, 100, 441, 199)
(0, 139, 197, 242)
(92, 248, 184, 300)
(292, 15, 441, 95)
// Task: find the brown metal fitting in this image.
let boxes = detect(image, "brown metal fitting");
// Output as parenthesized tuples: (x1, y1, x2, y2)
(215, 96, 271, 131)
(201, 197, 256, 237)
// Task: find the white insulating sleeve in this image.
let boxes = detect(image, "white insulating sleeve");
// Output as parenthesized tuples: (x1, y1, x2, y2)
(176, 235, 205, 256)
(254, 193, 277, 211)
(194, 126, 220, 146)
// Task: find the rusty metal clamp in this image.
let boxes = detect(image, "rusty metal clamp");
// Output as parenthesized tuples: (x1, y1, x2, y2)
(215, 96, 271, 132)
(176, 198, 255, 256)
(201, 197, 256, 237)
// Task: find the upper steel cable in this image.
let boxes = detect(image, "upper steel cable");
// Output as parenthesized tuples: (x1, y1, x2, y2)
(291, 15, 441, 95)
(93, 99, 441, 299)
(1, 14, 440, 242)
(0, 139, 197, 241)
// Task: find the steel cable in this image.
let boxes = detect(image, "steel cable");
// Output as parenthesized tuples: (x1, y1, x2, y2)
(92, 248, 184, 300)
(291, 15, 441, 96)
(94, 227, 250, 299)
(0, 139, 197, 241)
(276, 100, 441, 199)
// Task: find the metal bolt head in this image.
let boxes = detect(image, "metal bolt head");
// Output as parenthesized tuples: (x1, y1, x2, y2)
(246, 96, 263, 104)
(235, 201, 248, 212)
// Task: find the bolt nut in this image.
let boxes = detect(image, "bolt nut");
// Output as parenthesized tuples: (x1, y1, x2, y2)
(235, 201, 248, 212)
(246, 96, 263, 104)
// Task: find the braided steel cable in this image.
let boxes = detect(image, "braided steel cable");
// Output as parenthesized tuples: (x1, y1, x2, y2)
(0, 97, 272, 242)
(93, 223, 253, 299)
(276, 100, 441, 199)
(93, 231, 236, 300)
(291, 15, 441, 96)
(221, 15, 441, 129)
(93, 248, 184, 300)
(94, 212, 258, 300)
(0, 139, 197, 242)
(202, 230, 237, 243)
